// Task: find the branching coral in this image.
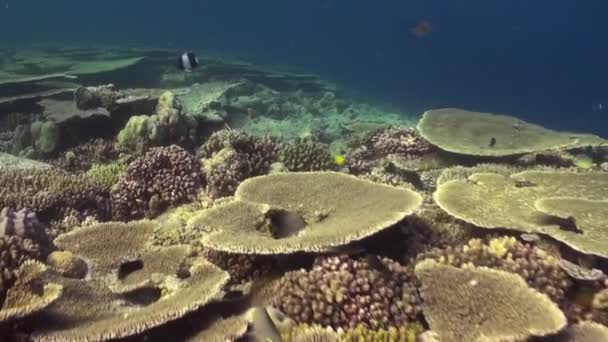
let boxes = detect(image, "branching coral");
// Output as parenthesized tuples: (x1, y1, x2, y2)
(279, 137, 335, 171)
(346, 127, 431, 174)
(86, 162, 127, 191)
(417, 236, 572, 303)
(201, 129, 279, 198)
(111, 145, 203, 220)
(275, 255, 422, 330)
(51, 138, 123, 173)
(0, 168, 109, 222)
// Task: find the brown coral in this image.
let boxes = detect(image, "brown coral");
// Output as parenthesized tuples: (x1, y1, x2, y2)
(0, 168, 109, 222)
(346, 127, 431, 174)
(275, 255, 422, 330)
(0, 235, 40, 305)
(111, 145, 203, 220)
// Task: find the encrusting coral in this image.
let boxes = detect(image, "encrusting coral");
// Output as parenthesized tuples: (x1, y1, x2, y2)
(346, 127, 431, 174)
(415, 260, 567, 342)
(417, 236, 572, 303)
(274, 254, 422, 330)
(189, 171, 422, 254)
(111, 144, 203, 220)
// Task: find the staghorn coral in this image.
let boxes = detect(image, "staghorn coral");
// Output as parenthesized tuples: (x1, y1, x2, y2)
(415, 260, 567, 342)
(0, 167, 108, 222)
(417, 236, 572, 303)
(279, 137, 335, 171)
(189, 172, 422, 254)
(111, 145, 203, 220)
(275, 255, 422, 330)
(346, 127, 431, 174)
(201, 129, 279, 198)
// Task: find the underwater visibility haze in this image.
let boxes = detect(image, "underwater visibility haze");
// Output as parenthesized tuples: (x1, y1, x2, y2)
(0, 1, 608, 341)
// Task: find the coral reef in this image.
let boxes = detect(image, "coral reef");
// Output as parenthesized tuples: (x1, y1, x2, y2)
(189, 172, 422, 254)
(0, 235, 41, 305)
(279, 137, 335, 171)
(275, 254, 422, 330)
(29, 220, 230, 341)
(202, 249, 274, 285)
(0, 261, 63, 323)
(111, 145, 202, 220)
(417, 108, 608, 156)
(0, 168, 108, 222)
(201, 129, 279, 198)
(346, 127, 431, 174)
(117, 91, 197, 149)
(434, 170, 608, 257)
(51, 138, 123, 173)
(417, 236, 573, 303)
(86, 162, 127, 191)
(415, 260, 567, 342)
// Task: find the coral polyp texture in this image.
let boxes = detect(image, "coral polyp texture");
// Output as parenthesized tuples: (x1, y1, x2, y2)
(346, 127, 431, 174)
(279, 137, 335, 171)
(418, 236, 572, 303)
(415, 260, 567, 342)
(0, 168, 108, 221)
(201, 129, 279, 199)
(111, 144, 203, 220)
(275, 254, 422, 330)
(434, 170, 608, 257)
(0, 260, 63, 323)
(417, 108, 608, 156)
(30, 220, 230, 341)
(188, 172, 423, 254)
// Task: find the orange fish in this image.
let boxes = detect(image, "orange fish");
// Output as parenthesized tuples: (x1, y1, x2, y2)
(410, 20, 433, 38)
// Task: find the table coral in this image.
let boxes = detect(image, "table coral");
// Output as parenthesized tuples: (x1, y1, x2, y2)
(417, 236, 572, 303)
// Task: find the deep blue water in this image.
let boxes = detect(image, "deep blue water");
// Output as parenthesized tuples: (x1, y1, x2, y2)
(2, 0, 607, 136)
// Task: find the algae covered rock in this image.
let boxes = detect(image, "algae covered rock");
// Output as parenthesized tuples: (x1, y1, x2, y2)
(418, 108, 608, 156)
(188, 172, 423, 254)
(415, 260, 566, 342)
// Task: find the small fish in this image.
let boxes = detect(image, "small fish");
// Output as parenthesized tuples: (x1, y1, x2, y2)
(410, 20, 432, 38)
(177, 51, 199, 72)
(489, 137, 496, 147)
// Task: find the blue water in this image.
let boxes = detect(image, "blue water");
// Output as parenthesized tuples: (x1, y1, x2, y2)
(2, 0, 607, 136)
